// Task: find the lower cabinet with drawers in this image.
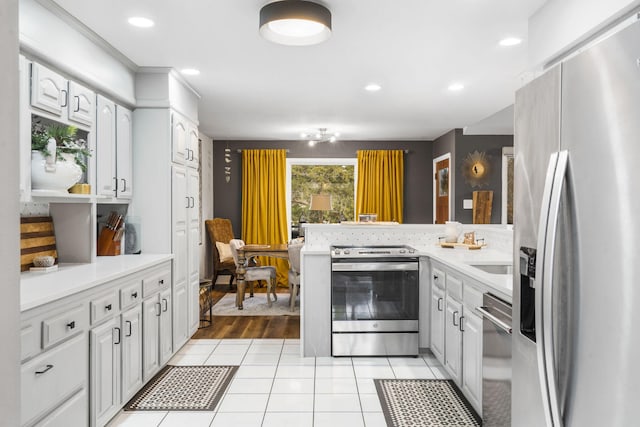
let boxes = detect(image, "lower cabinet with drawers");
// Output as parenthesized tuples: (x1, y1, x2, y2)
(20, 260, 175, 427)
(429, 260, 484, 415)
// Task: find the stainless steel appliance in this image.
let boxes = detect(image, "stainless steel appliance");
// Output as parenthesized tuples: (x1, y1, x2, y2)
(513, 18, 640, 426)
(477, 293, 512, 427)
(331, 245, 419, 356)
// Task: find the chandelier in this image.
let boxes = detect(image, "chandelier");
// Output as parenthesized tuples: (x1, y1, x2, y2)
(301, 128, 339, 146)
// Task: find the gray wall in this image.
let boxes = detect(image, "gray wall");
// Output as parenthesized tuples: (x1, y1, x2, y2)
(212, 139, 433, 238)
(1, 0, 21, 424)
(433, 129, 513, 224)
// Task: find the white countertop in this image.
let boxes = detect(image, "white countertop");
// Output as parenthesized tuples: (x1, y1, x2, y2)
(418, 246, 513, 302)
(21, 254, 173, 312)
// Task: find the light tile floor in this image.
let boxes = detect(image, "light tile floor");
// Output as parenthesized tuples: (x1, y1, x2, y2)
(107, 338, 449, 427)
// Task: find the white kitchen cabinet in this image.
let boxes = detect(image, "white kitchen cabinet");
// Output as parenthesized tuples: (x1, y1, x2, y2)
(187, 123, 200, 169)
(115, 106, 133, 198)
(171, 112, 188, 166)
(142, 270, 173, 380)
(461, 309, 482, 413)
(187, 167, 200, 334)
(96, 96, 133, 199)
(430, 285, 445, 363)
(444, 296, 463, 384)
(121, 305, 142, 403)
(21, 333, 87, 427)
(30, 62, 95, 127)
(90, 317, 120, 427)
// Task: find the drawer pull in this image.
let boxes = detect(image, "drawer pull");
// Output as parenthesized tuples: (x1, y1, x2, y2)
(159, 279, 164, 285)
(66, 321, 76, 330)
(433, 274, 438, 280)
(131, 291, 138, 299)
(105, 304, 112, 311)
(35, 364, 54, 375)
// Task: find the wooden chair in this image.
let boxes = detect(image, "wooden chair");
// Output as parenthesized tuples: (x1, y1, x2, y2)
(205, 218, 236, 289)
(287, 242, 303, 312)
(229, 239, 278, 307)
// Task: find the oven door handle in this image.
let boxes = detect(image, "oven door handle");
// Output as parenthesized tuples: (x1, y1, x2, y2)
(332, 262, 419, 272)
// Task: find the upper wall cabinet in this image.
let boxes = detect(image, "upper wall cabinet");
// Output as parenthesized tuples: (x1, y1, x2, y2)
(96, 95, 133, 199)
(30, 62, 95, 127)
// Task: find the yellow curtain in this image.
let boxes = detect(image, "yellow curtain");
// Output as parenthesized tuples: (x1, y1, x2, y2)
(356, 150, 404, 223)
(241, 149, 288, 286)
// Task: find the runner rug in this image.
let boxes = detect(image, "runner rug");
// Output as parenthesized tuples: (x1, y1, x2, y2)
(375, 379, 482, 427)
(124, 365, 237, 411)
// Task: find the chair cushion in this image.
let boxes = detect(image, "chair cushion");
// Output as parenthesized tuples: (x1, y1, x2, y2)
(245, 266, 276, 282)
(215, 241, 233, 263)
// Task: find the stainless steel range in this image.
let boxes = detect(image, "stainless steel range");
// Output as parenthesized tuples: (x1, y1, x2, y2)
(331, 245, 419, 356)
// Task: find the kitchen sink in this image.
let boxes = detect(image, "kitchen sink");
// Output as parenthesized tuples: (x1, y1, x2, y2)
(469, 264, 513, 275)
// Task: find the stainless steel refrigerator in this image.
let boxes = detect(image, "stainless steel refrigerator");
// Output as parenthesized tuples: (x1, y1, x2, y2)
(513, 18, 640, 427)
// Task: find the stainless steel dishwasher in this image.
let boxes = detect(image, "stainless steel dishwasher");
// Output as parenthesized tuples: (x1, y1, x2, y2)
(476, 293, 512, 427)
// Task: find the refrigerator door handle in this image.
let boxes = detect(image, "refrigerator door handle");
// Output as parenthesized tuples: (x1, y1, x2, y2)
(535, 150, 569, 427)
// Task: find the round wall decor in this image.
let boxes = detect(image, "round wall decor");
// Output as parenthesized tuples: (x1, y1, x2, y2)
(462, 150, 491, 187)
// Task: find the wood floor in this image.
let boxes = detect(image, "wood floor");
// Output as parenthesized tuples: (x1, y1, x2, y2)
(191, 281, 300, 339)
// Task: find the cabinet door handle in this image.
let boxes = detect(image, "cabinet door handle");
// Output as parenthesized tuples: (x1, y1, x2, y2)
(74, 95, 80, 112)
(437, 297, 443, 311)
(433, 274, 438, 280)
(66, 321, 76, 330)
(156, 302, 162, 316)
(453, 310, 459, 327)
(105, 304, 112, 311)
(35, 364, 54, 375)
(125, 320, 132, 337)
(159, 279, 164, 285)
(114, 327, 121, 345)
(459, 316, 465, 332)
(162, 298, 168, 312)
(185, 196, 190, 208)
(60, 89, 68, 107)
(121, 178, 127, 192)
(113, 177, 118, 192)
(131, 291, 138, 299)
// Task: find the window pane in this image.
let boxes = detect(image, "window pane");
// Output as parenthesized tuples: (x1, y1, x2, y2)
(291, 164, 355, 224)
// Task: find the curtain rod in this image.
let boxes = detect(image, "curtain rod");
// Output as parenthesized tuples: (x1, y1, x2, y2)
(236, 149, 290, 153)
(234, 149, 409, 154)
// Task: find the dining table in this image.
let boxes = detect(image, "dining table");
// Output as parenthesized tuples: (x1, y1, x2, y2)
(236, 243, 289, 309)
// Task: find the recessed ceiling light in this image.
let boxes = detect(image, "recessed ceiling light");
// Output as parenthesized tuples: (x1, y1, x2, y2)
(448, 83, 465, 91)
(499, 37, 522, 47)
(365, 83, 382, 92)
(128, 16, 154, 28)
(181, 68, 200, 76)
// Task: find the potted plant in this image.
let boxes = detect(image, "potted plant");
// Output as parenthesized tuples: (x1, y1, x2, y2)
(31, 121, 92, 192)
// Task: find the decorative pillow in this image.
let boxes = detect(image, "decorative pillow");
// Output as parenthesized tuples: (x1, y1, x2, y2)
(215, 242, 233, 263)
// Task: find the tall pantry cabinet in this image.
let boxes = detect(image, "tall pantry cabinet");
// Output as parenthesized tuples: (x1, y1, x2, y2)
(131, 69, 201, 350)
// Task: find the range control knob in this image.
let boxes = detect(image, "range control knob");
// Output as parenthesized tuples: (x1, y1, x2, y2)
(409, 249, 416, 254)
(344, 250, 351, 255)
(399, 249, 406, 254)
(334, 249, 341, 255)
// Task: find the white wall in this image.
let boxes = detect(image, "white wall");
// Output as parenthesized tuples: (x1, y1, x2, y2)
(0, 0, 21, 424)
(19, 0, 136, 106)
(199, 133, 214, 279)
(529, 0, 640, 68)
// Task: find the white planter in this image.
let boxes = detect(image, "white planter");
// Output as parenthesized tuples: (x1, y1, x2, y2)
(31, 150, 82, 193)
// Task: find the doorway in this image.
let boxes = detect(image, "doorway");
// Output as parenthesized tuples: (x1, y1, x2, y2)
(433, 153, 451, 224)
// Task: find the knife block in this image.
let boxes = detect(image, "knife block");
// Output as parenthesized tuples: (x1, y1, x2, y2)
(97, 227, 121, 256)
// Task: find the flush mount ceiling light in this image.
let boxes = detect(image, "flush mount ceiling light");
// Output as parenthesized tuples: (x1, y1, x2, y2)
(260, 1, 332, 46)
(301, 128, 339, 146)
(365, 83, 382, 92)
(499, 37, 522, 47)
(180, 68, 200, 76)
(128, 16, 154, 28)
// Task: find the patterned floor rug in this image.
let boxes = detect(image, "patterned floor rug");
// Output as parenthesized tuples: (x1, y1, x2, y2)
(212, 293, 299, 316)
(375, 379, 482, 427)
(124, 365, 237, 411)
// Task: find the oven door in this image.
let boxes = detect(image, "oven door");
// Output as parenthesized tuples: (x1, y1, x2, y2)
(331, 260, 419, 332)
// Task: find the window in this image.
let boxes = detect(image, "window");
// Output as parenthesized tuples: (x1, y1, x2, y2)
(286, 158, 357, 238)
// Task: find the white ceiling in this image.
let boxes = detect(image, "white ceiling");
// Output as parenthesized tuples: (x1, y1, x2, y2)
(51, 0, 547, 141)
